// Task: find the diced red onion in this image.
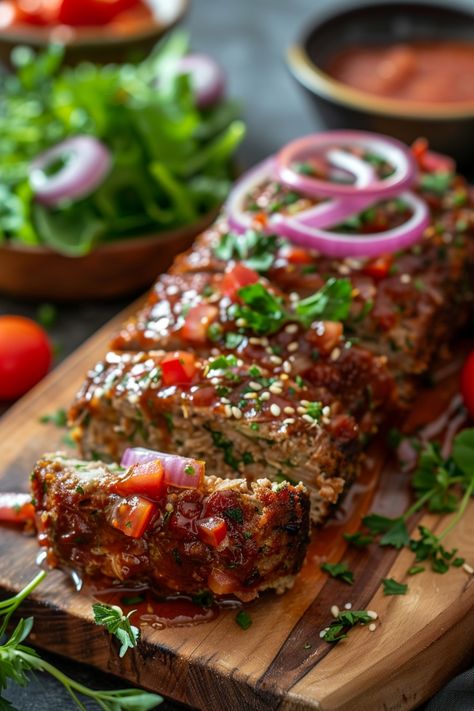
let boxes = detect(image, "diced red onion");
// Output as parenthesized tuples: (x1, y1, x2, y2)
(175, 53, 226, 108)
(121, 447, 205, 489)
(29, 135, 112, 207)
(276, 130, 417, 200)
(276, 191, 430, 258)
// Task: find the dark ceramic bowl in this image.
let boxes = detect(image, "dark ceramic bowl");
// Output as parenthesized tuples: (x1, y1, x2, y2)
(0, 0, 189, 66)
(287, 1, 474, 169)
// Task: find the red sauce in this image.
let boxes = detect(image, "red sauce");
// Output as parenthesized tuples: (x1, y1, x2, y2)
(326, 41, 474, 104)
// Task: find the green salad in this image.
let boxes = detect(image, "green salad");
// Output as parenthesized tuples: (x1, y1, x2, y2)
(0, 33, 245, 255)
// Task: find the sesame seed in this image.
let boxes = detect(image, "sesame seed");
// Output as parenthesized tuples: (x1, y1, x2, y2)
(270, 404, 281, 417)
(463, 563, 474, 575)
(297, 406, 306, 414)
(249, 381, 263, 391)
(269, 383, 283, 394)
(221, 398, 230, 404)
(285, 323, 298, 334)
(344, 602, 352, 610)
(330, 348, 341, 361)
(244, 392, 257, 400)
(249, 337, 263, 345)
(289, 292, 299, 302)
(280, 373, 289, 381)
(284, 406, 295, 414)
(287, 342, 298, 352)
(211, 377, 219, 385)
(301, 400, 310, 407)
(368, 623, 377, 632)
(330, 605, 339, 618)
(260, 392, 270, 401)
(270, 355, 283, 365)
(283, 361, 292, 373)
(338, 264, 350, 275)
(322, 406, 331, 416)
(224, 405, 232, 418)
(302, 414, 315, 424)
(165, 502, 174, 512)
(261, 337, 269, 346)
(400, 273, 411, 284)
(231, 406, 242, 419)
(367, 610, 378, 620)
(319, 628, 329, 638)
(283, 418, 295, 425)
(236, 318, 247, 328)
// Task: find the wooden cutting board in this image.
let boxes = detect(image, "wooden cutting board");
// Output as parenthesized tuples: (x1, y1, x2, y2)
(0, 307, 473, 711)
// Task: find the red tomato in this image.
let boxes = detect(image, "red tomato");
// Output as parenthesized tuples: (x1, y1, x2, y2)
(221, 263, 260, 300)
(412, 138, 456, 174)
(11, 0, 59, 25)
(161, 351, 197, 386)
(363, 255, 393, 280)
(306, 320, 343, 355)
(279, 246, 313, 265)
(461, 351, 474, 418)
(56, 0, 139, 26)
(110, 495, 156, 538)
(0, 493, 35, 522)
(207, 567, 239, 595)
(113, 460, 165, 500)
(197, 517, 228, 547)
(181, 304, 218, 344)
(0, 316, 52, 401)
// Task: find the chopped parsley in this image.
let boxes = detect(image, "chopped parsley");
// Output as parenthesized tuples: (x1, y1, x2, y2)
(39, 408, 67, 427)
(321, 610, 373, 643)
(225, 507, 244, 524)
(214, 230, 279, 273)
(184, 464, 195, 476)
(295, 278, 352, 326)
(235, 610, 252, 630)
(420, 172, 453, 195)
(92, 603, 139, 658)
(321, 562, 354, 585)
(382, 578, 408, 596)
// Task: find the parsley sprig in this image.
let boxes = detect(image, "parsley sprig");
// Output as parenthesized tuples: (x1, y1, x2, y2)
(321, 610, 373, 643)
(321, 562, 354, 585)
(0, 572, 162, 710)
(233, 277, 352, 335)
(214, 230, 279, 272)
(92, 603, 140, 658)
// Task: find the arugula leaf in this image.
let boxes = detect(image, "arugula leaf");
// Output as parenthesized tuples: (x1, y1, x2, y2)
(92, 603, 139, 658)
(295, 278, 352, 326)
(321, 610, 372, 644)
(382, 578, 408, 596)
(321, 562, 354, 585)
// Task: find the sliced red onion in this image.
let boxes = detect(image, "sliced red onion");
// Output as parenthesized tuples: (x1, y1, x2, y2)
(276, 191, 430, 258)
(226, 152, 376, 236)
(175, 53, 226, 108)
(121, 447, 205, 489)
(29, 135, 112, 207)
(276, 130, 417, 200)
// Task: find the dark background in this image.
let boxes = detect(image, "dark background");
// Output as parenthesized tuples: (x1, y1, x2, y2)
(1, 0, 473, 708)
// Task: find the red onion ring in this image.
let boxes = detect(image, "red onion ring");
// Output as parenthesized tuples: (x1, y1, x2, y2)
(276, 191, 430, 258)
(276, 130, 417, 200)
(121, 447, 204, 490)
(29, 135, 112, 207)
(175, 53, 226, 109)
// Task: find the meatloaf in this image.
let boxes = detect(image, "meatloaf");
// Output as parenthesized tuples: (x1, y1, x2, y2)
(69, 147, 473, 525)
(31, 454, 310, 601)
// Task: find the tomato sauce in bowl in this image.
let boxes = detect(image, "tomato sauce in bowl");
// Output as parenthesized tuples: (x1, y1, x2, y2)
(326, 40, 474, 105)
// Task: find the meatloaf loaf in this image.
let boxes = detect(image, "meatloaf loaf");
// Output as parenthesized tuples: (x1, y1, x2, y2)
(31, 454, 310, 601)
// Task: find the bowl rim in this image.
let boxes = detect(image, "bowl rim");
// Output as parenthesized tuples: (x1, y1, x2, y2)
(0, 0, 189, 48)
(0, 206, 219, 260)
(287, 0, 474, 121)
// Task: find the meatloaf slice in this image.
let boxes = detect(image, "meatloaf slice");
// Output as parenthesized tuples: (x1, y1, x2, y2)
(31, 454, 310, 601)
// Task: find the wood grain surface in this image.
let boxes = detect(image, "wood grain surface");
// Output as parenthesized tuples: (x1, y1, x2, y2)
(0, 310, 472, 711)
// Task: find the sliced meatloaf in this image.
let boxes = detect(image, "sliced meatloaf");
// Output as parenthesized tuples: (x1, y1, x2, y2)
(31, 454, 310, 601)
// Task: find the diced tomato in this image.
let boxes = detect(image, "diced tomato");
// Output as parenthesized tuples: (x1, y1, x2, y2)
(110, 495, 157, 538)
(208, 567, 239, 595)
(412, 138, 456, 174)
(279, 246, 313, 265)
(113, 460, 165, 500)
(197, 517, 228, 547)
(181, 304, 218, 344)
(306, 321, 343, 355)
(0, 493, 35, 523)
(363, 255, 393, 280)
(161, 351, 197, 386)
(221, 263, 259, 300)
(253, 212, 268, 228)
(461, 351, 474, 419)
(56, 0, 140, 26)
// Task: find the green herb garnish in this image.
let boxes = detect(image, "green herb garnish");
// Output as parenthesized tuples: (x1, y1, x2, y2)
(321, 562, 354, 585)
(39, 408, 67, 427)
(214, 230, 279, 272)
(235, 610, 252, 630)
(321, 610, 373, 643)
(382, 578, 408, 596)
(92, 603, 139, 658)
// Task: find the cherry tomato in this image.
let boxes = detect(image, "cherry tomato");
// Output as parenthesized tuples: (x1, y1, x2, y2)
(110, 495, 157, 538)
(56, 0, 139, 26)
(0, 316, 52, 401)
(0, 493, 35, 522)
(197, 517, 228, 548)
(161, 351, 197, 386)
(181, 304, 218, 344)
(461, 351, 474, 418)
(221, 263, 260, 300)
(113, 460, 165, 500)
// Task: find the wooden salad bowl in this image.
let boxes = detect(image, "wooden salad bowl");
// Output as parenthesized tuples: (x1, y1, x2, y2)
(0, 209, 218, 301)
